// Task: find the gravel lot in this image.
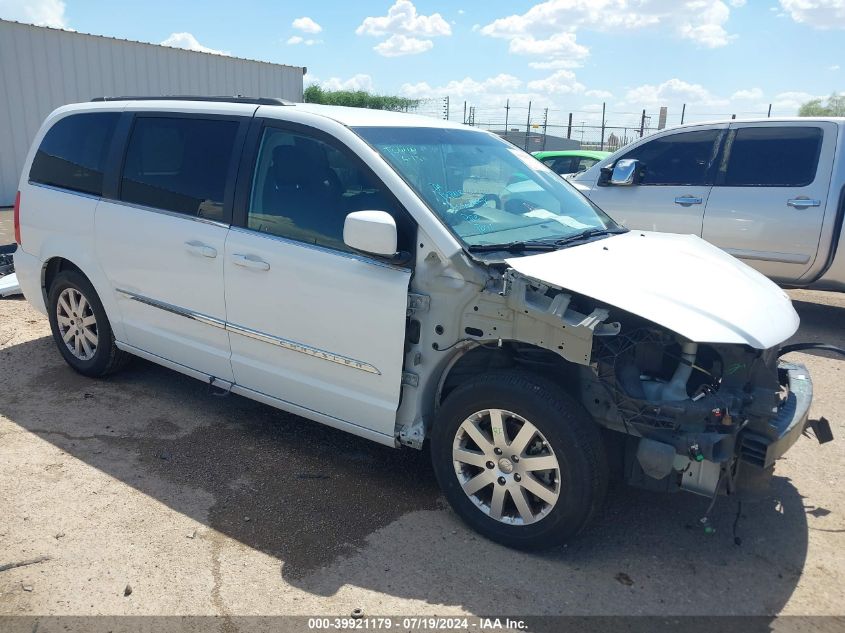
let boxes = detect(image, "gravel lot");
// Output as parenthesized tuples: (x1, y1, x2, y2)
(0, 287, 843, 623)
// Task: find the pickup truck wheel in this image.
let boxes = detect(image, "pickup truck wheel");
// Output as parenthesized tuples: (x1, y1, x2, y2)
(47, 270, 128, 377)
(431, 371, 607, 549)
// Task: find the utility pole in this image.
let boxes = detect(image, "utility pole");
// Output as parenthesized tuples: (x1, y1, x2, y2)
(639, 109, 646, 137)
(600, 102, 606, 151)
(567, 112, 572, 139)
(680, 103, 686, 125)
(504, 99, 510, 133)
(463, 101, 467, 124)
(541, 107, 549, 151)
(767, 103, 772, 118)
(524, 101, 532, 151)
(442, 96, 450, 121)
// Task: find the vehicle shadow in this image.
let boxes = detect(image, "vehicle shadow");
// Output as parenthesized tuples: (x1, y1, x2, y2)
(787, 300, 845, 359)
(0, 333, 810, 616)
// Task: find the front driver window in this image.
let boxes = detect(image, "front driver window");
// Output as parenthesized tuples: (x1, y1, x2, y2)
(247, 127, 401, 253)
(617, 130, 721, 186)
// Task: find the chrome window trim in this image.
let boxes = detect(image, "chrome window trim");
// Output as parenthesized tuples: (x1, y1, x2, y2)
(228, 226, 408, 272)
(115, 288, 381, 375)
(28, 181, 103, 201)
(106, 198, 231, 228)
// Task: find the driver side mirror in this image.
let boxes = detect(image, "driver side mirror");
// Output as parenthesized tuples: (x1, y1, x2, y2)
(343, 210, 398, 257)
(608, 158, 642, 186)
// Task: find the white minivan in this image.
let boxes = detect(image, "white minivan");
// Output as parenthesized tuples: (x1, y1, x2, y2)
(12, 97, 831, 548)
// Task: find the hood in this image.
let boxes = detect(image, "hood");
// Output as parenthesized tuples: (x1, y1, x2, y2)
(505, 231, 799, 349)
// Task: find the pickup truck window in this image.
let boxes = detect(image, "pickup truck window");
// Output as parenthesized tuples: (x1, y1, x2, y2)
(722, 126, 823, 187)
(355, 126, 616, 247)
(617, 129, 721, 186)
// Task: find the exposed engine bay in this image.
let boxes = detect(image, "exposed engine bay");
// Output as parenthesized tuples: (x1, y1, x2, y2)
(446, 268, 833, 499)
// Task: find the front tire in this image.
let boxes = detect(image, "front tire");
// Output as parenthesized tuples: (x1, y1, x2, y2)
(47, 270, 128, 377)
(431, 371, 607, 549)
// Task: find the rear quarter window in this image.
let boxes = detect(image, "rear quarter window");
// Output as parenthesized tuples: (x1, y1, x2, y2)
(29, 112, 120, 196)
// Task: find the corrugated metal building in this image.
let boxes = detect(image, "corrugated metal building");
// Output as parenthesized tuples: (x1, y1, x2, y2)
(0, 19, 305, 205)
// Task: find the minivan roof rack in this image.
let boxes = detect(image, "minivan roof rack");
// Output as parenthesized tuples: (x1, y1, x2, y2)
(90, 96, 294, 106)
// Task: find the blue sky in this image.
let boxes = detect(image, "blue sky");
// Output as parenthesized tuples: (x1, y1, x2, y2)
(1, 0, 843, 127)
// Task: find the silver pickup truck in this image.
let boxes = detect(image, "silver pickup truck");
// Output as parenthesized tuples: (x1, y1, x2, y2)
(571, 118, 845, 292)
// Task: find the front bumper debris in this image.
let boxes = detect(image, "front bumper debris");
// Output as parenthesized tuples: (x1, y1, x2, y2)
(739, 362, 828, 469)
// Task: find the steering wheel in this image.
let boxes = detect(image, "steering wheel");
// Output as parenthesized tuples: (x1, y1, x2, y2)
(465, 193, 501, 210)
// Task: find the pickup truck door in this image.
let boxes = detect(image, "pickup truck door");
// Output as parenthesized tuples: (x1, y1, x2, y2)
(223, 120, 412, 442)
(582, 126, 725, 235)
(701, 121, 837, 284)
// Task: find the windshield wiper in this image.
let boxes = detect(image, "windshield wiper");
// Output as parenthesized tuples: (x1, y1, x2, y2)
(554, 226, 627, 247)
(467, 240, 558, 253)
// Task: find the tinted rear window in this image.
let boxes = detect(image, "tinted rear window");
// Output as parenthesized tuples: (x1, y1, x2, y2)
(120, 117, 239, 221)
(723, 127, 823, 187)
(29, 112, 120, 196)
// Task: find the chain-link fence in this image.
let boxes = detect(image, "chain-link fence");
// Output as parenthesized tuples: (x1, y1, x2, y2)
(409, 97, 775, 152)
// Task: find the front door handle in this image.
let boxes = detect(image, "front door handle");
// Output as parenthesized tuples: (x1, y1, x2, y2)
(674, 196, 703, 206)
(231, 254, 270, 271)
(184, 241, 217, 258)
(787, 198, 821, 209)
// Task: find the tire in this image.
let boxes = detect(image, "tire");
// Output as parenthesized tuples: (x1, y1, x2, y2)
(47, 270, 129, 377)
(431, 371, 608, 549)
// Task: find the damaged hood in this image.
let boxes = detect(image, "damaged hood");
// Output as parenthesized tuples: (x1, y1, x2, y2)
(506, 231, 799, 349)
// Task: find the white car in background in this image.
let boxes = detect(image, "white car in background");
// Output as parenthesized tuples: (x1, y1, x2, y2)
(570, 118, 845, 292)
(11, 98, 831, 548)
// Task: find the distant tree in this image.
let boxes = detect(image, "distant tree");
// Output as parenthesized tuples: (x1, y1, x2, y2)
(798, 93, 845, 116)
(303, 85, 420, 111)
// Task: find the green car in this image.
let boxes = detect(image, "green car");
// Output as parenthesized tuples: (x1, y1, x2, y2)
(532, 149, 610, 176)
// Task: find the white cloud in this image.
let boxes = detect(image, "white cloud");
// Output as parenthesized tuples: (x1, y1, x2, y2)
(356, 0, 451, 37)
(585, 89, 614, 99)
(507, 32, 589, 59)
(292, 16, 322, 34)
(287, 35, 322, 46)
(357, 0, 450, 57)
(831, 64, 841, 70)
(526, 69, 585, 94)
(374, 34, 434, 57)
(0, 0, 67, 28)
(731, 87, 764, 100)
(770, 90, 822, 110)
(528, 58, 584, 70)
(623, 78, 729, 107)
(480, 0, 740, 49)
(729, 0, 746, 6)
(779, 0, 845, 29)
(160, 32, 229, 55)
(313, 74, 375, 93)
(400, 73, 523, 103)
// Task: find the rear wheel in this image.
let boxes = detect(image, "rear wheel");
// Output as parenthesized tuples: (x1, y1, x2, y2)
(47, 270, 128, 377)
(431, 371, 607, 549)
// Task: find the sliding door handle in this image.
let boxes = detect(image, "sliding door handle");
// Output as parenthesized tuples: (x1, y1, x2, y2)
(184, 241, 217, 258)
(231, 254, 270, 271)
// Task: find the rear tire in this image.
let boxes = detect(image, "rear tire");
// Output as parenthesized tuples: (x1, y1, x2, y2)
(47, 270, 129, 377)
(431, 371, 607, 549)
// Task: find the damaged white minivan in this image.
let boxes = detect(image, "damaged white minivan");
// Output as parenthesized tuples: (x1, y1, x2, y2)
(13, 97, 833, 548)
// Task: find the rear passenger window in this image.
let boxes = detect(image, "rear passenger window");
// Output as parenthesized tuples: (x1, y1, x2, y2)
(618, 130, 721, 186)
(723, 127, 822, 187)
(120, 117, 239, 221)
(247, 127, 401, 253)
(29, 112, 119, 196)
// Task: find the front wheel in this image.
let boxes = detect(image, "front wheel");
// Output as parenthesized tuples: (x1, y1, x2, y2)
(431, 372, 607, 549)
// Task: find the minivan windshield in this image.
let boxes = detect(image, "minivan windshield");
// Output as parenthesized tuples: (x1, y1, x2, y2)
(354, 126, 621, 249)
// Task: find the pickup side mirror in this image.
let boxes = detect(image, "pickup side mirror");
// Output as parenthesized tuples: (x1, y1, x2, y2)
(609, 158, 641, 186)
(343, 210, 398, 257)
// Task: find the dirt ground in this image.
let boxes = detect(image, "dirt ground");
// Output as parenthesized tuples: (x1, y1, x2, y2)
(0, 287, 843, 623)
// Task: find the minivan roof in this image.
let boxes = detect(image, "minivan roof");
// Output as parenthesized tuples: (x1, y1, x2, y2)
(60, 97, 474, 130)
(666, 116, 845, 129)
